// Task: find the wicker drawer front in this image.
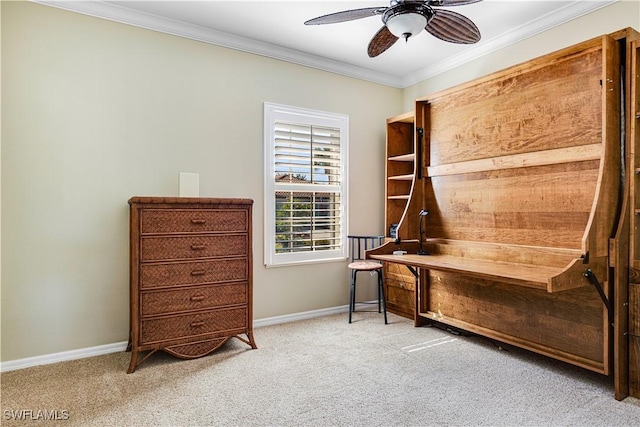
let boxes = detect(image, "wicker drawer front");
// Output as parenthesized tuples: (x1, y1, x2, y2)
(141, 209, 247, 234)
(141, 307, 247, 344)
(141, 234, 247, 261)
(140, 259, 248, 289)
(141, 283, 248, 316)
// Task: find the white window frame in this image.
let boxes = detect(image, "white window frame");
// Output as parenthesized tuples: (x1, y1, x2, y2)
(264, 102, 349, 267)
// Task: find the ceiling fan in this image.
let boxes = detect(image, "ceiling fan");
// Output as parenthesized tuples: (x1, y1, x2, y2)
(304, 0, 482, 58)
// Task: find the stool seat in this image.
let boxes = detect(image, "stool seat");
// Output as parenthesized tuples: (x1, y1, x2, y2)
(348, 260, 383, 271)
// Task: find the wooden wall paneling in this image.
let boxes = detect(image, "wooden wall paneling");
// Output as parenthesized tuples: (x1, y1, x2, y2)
(630, 283, 640, 395)
(425, 41, 604, 166)
(426, 162, 599, 248)
(584, 35, 621, 259)
(631, 336, 640, 396)
(383, 261, 415, 319)
(630, 37, 640, 399)
(422, 270, 607, 373)
(611, 29, 640, 401)
(612, 195, 629, 399)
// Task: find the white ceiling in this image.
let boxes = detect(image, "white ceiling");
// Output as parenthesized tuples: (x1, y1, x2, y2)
(38, 0, 616, 87)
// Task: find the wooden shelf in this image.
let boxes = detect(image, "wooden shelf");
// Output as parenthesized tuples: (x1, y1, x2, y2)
(388, 174, 414, 181)
(388, 195, 410, 200)
(388, 153, 415, 162)
(427, 144, 601, 177)
(387, 111, 414, 124)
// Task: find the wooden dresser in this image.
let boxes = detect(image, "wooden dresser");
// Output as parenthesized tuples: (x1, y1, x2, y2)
(127, 197, 256, 373)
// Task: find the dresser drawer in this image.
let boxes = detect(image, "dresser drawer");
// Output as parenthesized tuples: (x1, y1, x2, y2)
(141, 307, 247, 344)
(141, 283, 248, 316)
(141, 209, 247, 234)
(140, 259, 248, 289)
(141, 234, 247, 261)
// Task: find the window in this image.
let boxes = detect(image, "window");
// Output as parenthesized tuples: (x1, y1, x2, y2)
(264, 103, 348, 267)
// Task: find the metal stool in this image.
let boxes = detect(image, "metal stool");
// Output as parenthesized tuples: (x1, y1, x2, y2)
(347, 235, 387, 324)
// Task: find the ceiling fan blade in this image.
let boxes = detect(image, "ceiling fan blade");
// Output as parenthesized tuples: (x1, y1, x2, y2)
(368, 26, 399, 58)
(427, 0, 483, 6)
(426, 9, 481, 44)
(304, 7, 385, 25)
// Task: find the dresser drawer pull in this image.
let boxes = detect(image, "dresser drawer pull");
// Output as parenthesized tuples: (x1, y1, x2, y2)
(190, 321, 205, 328)
(191, 270, 206, 276)
(190, 295, 206, 302)
(191, 219, 207, 225)
(191, 244, 206, 250)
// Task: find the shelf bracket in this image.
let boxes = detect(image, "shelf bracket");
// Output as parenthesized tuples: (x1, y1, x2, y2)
(405, 265, 418, 278)
(583, 268, 613, 327)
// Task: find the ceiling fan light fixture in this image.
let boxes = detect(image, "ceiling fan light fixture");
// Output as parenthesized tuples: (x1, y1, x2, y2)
(385, 12, 427, 40)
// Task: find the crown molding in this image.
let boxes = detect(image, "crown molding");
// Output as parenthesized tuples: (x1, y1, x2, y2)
(34, 0, 617, 89)
(401, 0, 617, 87)
(32, 0, 404, 88)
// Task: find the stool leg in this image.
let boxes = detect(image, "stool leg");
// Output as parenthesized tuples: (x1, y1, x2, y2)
(349, 269, 356, 323)
(377, 272, 382, 313)
(378, 270, 388, 324)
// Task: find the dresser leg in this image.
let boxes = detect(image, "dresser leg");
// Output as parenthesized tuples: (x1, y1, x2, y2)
(235, 332, 258, 349)
(127, 350, 139, 374)
(247, 331, 257, 349)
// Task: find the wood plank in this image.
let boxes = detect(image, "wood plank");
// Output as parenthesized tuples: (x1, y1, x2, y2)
(613, 48, 631, 396)
(583, 34, 621, 259)
(388, 174, 414, 181)
(426, 238, 581, 268)
(371, 253, 561, 291)
(631, 336, 640, 397)
(425, 161, 599, 248)
(427, 144, 601, 177)
(422, 270, 606, 373)
(426, 47, 602, 166)
(630, 40, 640, 400)
(387, 111, 414, 124)
(417, 38, 603, 103)
(631, 284, 640, 336)
(389, 153, 415, 162)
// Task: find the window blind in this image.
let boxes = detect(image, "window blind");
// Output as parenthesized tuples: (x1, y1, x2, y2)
(273, 121, 342, 254)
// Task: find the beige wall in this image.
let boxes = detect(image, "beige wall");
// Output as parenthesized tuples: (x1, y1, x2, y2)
(1, 1, 401, 362)
(402, 0, 640, 110)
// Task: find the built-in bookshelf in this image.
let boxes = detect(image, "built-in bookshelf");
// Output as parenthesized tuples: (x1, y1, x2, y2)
(385, 112, 415, 239)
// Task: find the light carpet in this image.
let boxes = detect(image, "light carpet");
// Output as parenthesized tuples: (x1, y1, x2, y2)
(2, 312, 640, 426)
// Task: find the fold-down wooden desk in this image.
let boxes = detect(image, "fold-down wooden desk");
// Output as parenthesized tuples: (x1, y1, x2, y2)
(367, 238, 610, 376)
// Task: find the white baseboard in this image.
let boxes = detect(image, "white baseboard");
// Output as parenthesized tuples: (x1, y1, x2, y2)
(0, 341, 129, 372)
(254, 304, 349, 328)
(0, 304, 361, 372)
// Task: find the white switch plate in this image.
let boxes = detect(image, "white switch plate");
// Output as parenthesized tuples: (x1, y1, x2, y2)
(179, 172, 199, 197)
